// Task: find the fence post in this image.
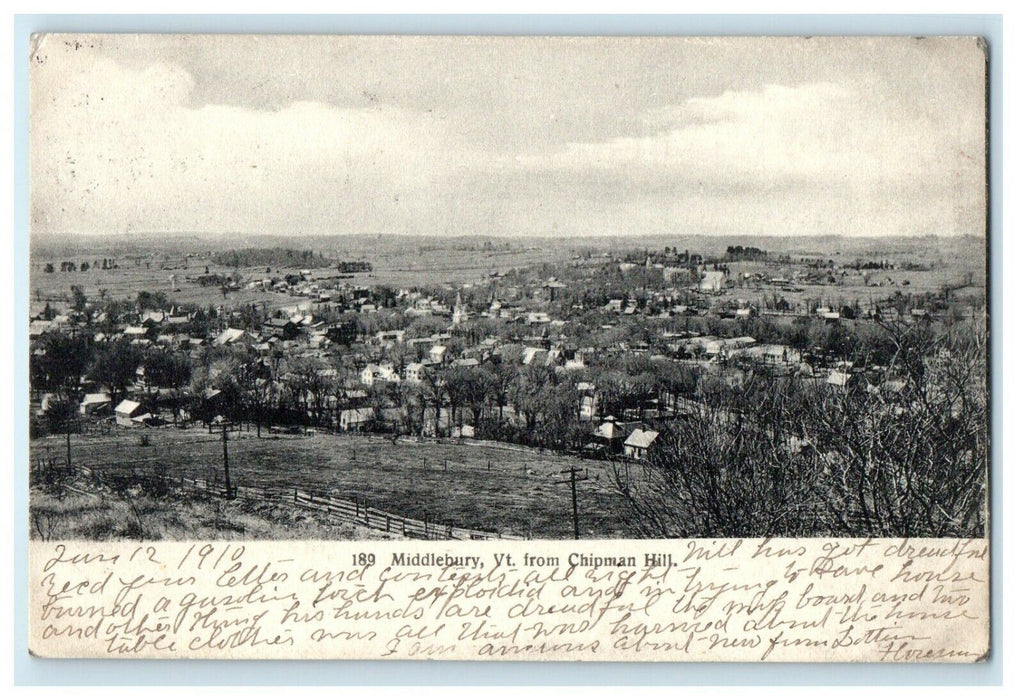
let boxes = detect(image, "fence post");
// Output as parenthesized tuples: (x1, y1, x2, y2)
(221, 424, 233, 499)
(386, 515, 391, 533)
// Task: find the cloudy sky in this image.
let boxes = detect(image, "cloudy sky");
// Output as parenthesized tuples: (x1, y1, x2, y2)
(30, 34, 986, 238)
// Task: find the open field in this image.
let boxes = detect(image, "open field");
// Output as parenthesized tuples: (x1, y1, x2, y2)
(336, 246, 558, 289)
(31, 427, 637, 539)
(28, 239, 563, 314)
(29, 261, 288, 316)
(26, 251, 555, 316)
(718, 264, 986, 310)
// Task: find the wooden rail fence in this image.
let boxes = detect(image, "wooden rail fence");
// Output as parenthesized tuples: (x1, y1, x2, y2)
(32, 457, 523, 541)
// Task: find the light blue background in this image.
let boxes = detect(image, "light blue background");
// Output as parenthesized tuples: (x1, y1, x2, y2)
(12, 13, 1002, 686)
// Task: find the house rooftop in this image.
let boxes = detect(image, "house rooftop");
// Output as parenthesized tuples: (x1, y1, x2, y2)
(625, 428, 659, 449)
(114, 399, 141, 414)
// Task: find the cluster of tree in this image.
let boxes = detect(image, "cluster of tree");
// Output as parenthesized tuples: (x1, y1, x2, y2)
(31, 321, 690, 453)
(44, 262, 83, 273)
(210, 248, 332, 269)
(337, 261, 373, 273)
(848, 259, 896, 270)
(70, 286, 88, 312)
(724, 245, 769, 261)
(136, 290, 169, 310)
(31, 334, 196, 429)
(192, 273, 234, 288)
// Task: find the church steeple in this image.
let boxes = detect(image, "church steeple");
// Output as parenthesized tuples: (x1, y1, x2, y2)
(452, 290, 466, 325)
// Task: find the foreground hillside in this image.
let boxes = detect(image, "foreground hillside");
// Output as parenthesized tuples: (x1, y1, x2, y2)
(30, 483, 390, 541)
(30, 428, 637, 540)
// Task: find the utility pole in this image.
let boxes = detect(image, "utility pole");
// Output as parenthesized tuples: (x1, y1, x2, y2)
(221, 424, 233, 499)
(556, 466, 589, 540)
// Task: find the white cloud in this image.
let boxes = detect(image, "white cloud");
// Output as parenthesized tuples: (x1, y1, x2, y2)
(528, 82, 967, 182)
(30, 38, 986, 238)
(516, 81, 985, 236)
(31, 47, 480, 235)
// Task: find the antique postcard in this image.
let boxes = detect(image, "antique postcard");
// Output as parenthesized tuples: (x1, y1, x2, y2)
(27, 34, 989, 661)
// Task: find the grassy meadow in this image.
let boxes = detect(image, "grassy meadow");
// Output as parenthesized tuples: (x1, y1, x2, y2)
(31, 428, 637, 540)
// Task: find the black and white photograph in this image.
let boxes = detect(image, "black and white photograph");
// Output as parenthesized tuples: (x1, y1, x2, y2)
(28, 34, 989, 543)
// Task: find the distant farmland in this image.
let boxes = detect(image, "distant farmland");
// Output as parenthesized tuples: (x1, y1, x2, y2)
(31, 428, 637, 539)
(27, 245, 559, 314)
(29, 233, 986, 315)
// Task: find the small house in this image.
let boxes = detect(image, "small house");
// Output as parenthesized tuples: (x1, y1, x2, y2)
(624, 428, 659, 460)
(451, 424, 475, 438)
(361, 363, 399, 387)
(79, 392, 112, 416)
(592, 418, 627, 453)
(521, 347, 548, 366)
(826, 370, 856, 390)
(213, 328, 246, 346)
(579, 394, 598, 421)
(338, 406, 374, 431)
(114, 399, 144, 427)
(123, 326, 148, 338)
(29, 320, 55, 338)
(404, 362, 426, 384)
(263, 317, 299, 340)
(428, 345, 447, 364)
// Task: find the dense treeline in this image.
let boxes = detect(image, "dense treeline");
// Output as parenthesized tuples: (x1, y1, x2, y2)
(210, 247, 332, 269)
(724, 245, 769, 261)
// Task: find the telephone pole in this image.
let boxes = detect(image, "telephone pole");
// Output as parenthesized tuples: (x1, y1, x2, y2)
(556, 466, 589, 540)
(221, 423, 233, 499)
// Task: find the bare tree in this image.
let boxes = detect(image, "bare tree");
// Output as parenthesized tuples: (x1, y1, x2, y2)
(615, 318, 986, 539)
